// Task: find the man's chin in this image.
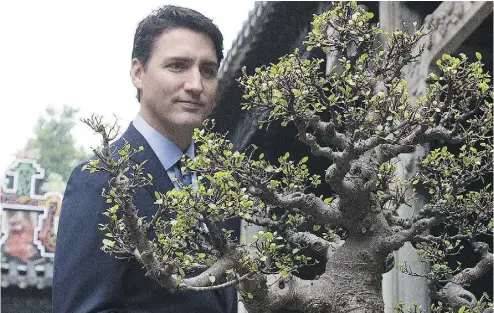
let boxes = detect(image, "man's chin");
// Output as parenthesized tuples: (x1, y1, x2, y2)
(176, 115, 206, 129)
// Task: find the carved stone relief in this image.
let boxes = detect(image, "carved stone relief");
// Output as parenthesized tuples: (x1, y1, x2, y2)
(404, 1, 493, 97)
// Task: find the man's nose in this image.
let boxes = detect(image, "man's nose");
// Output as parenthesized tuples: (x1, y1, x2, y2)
(183, 68, 203, 95)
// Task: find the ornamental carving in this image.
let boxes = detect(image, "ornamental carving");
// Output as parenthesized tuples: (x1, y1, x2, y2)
(1, 157, 62, 288)
(403, 1, 491, 97)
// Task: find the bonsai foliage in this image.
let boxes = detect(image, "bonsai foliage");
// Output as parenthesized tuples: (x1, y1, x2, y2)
(84, 2, 493, 313)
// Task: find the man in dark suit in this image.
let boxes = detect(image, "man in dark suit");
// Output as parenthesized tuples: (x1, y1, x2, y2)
(53, 5, 238, 313)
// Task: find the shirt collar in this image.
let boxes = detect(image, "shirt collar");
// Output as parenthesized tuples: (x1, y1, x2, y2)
(132, 114, 195, 171)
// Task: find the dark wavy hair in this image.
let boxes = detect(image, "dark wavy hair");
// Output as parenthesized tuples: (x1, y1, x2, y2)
(132, 5, 224, 101)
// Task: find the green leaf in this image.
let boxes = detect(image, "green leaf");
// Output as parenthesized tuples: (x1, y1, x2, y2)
(209, 276, 216, 284)
(108, 204, 119, 214)
(323, 197, 333, 204)
(313, 225, 321, 232)
(102, 239, 115, 248)
(264, 232, 274, 241)
(475, 52, 482, 60)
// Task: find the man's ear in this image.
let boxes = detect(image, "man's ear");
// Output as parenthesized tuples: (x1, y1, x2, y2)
(130, 58, 144, 89)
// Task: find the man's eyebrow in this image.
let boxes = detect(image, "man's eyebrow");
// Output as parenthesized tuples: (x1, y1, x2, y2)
(201, 60, 219, 68)
(164, 56, 193, 63)
(164, 57, 218, 67)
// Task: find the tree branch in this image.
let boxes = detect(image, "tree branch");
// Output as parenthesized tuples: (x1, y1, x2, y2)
(309, 119, 349, 151)
(241, 273, 328, 313)
(433, 242, 493, 309)
(450, 242, 493, 287)
(181, 246, 244, 287)
(373, 143, 416, 165)
(202, 214, 229, 253)
(379, 217, 440, 253)
(254, 188, 343, 226)
(285, 231, 332, 259)
(243, 215, 280, 229)
(422, 126, 462, 144)
(114, 174, 177, 291)
(183, 272, 255, 292)
(325, 161, 354, 195)
(294, 118, 342, 160)
(435, 282, 477, 310)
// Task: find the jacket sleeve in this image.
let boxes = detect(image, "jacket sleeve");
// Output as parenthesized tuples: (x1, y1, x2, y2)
(52, 162, 128, 313)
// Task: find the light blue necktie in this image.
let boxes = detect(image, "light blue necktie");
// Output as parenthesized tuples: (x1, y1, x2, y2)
(177, 157, 209, 231)
(177, 157, 192, 187)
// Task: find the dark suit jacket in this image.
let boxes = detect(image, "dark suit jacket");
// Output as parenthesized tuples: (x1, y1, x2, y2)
(53, 123, 239, 313)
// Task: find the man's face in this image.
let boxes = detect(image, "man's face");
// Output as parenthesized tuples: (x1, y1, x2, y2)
(131, 28, 219, 137)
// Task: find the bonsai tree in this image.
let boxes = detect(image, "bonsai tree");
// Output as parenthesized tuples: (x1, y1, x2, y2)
(84, 2, 493, 313)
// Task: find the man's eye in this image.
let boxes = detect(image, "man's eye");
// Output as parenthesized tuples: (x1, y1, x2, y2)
(168, 63, 187, 71)
(201, 67, 218, 78)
